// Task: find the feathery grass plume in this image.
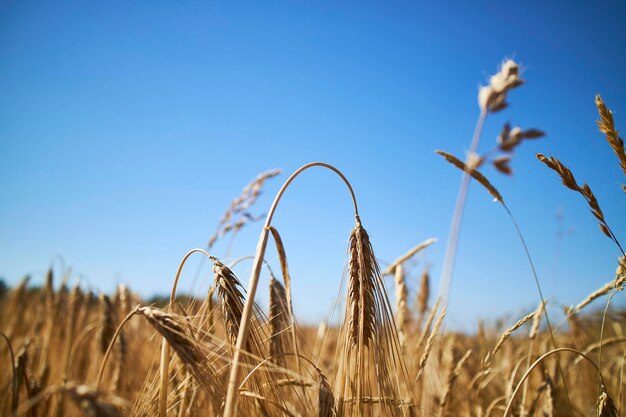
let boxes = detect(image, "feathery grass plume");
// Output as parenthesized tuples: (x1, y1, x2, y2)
(437, 348, 471, 417)
(268, 275, 289, 363)
(483, 311, 534, 368)
(416, 307, 446, 383)
(335, 218, 415, 417)
(394, 264, 409, 349)
(596, 94, 626, 181)
(478, 59, 524, 113)
(416, 267, 430, 331)
(436, 150, 504, 203)
(98, 294, 115, 355)
(208, 169, 281, 250)
(63, 382, 129, 417)
(537, 153, 624, 253)
(497, 123, 545, 153)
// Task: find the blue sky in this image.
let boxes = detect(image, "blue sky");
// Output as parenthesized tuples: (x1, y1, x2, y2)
(1, 1, 625, 328)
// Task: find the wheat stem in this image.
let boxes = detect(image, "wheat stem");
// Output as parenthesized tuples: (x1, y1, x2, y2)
(438, 108, 487, 308)
(223, 162, 360, 417)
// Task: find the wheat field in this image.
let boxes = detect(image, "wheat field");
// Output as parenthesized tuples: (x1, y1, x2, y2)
(1, 60, 625, 417)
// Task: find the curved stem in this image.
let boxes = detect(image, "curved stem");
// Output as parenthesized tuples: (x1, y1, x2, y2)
(598, 289, 618, 396)
(501, 204, 572, 415)
(16, 384, 59, 417)
(222, 162, 360, 417)
(64, 323, 99, 380)
(502, 347, 604, 417)
(160, 248, 217, 417)
(238, 352, 320, 390)
(97, 308, 139, 388)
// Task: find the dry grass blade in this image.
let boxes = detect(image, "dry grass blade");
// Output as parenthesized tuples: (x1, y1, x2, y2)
(484, 311, 534, 368)
(208, 169, 281, 249)
(416, 298, 441, 355)
(567, 263, 626, 316)
(381, 238, 437, 275)
(393, 264, 408, 349)
(416, 307, 446, 383)
(416, 268, 430, 329)
(596, 94, 626, 179)
(436, 150, 504, 203)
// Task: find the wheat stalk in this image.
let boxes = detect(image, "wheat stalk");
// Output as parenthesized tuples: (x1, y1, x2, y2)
(596, 94, 626, 183)
(537, 153, 624, 255)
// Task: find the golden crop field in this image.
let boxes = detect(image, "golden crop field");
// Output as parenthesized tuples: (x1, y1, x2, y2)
(1, 59, 625, 417)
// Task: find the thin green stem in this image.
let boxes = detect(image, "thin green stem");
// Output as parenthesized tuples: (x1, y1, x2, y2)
(501, 203, 573, 416)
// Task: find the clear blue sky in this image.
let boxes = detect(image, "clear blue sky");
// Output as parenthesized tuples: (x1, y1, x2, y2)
(1, 1, 625, 329)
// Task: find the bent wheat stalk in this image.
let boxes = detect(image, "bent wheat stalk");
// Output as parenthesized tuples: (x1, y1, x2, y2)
(503, 347, 611, 417)
(159, 248, 217, 417)
(222, 162, 360, 417)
